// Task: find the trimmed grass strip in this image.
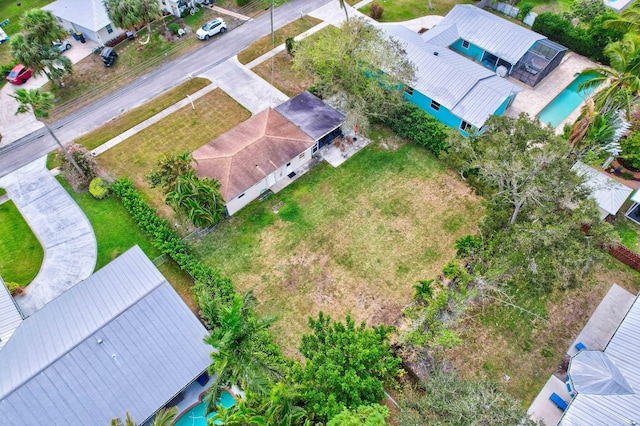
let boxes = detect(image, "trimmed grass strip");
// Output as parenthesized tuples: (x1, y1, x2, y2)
(0, 201, 44, 285)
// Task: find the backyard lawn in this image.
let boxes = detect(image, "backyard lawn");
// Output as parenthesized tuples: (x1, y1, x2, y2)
(237, 16, 322, 65)
(97, 88, 250, 221)
(192, 141, 484, 356)
(0, 201, 43, 286)
(360, 0, 475, 22)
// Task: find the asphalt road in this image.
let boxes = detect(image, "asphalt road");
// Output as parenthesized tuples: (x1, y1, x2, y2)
(0, 0, 332, 178)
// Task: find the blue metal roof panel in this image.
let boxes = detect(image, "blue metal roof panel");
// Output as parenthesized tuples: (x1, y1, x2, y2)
(0, 277, 23, 350)
(439, 5, 545, 64)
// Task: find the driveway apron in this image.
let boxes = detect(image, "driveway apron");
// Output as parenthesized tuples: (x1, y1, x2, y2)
(0, 156, 96, 316)
(202, 57, 289, 114)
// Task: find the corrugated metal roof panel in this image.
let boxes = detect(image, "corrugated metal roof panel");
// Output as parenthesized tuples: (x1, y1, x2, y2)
(420, 23, 460, 47)
(0, 277, 23, 350)
(0, 246, 212, 425)
(439, 5, 545, 64)
(559, 296, 640, 425)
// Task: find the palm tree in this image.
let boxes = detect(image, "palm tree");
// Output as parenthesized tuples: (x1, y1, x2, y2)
(165, 170, 225, 228)
(111, 407, 177, 426)
(338, 0, 349, 21)
(10, 88, 83, 175)
(605, 0, 640, 33)
(579, 34, 640, 116)
(103, 0, 162, 45)
(202, 290, 282, 415)
(111, 411, 135, 426)
(20, 9, 67, 44)
(10, 35, 72, 86)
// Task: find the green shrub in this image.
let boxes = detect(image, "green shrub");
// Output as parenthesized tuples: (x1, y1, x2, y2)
(369, 2, 384, 19)
(383, 102, 449, 155)
(1, 60, 18, 77)
(89, 177, 110, 199)
(4, 281, 23, 296)
(621, 132, 640, 170)
(285, 37, 295, 56)
(168, 23, 180, 35)
(517, 2, 534, 21)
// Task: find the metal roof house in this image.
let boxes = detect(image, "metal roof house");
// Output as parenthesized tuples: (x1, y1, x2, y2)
(0, 277, 23, 351)
(0, 246, 212, 425)
(559, 294, 640, 425)
(382, 24, 522, 135)
(430, 5, 567, 88)
(44, 0, 125, 44)
(573, 162, 633, 220)
(194, 92, 344, 216)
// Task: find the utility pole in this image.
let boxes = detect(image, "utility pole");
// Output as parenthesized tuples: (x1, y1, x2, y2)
(270, 0, 274, 48)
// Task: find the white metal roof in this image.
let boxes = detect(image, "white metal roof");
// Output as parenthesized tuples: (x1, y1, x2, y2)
(438, 5, 545, 64)
(43, 0, 112, 32)
(0, 277, 23, 350)
(573, 162, 633, 217)
(420, 23, 461, 47)
(560, 295, 640, 425)
(383, 24, 521, 128)
(0, 246, 212, 425)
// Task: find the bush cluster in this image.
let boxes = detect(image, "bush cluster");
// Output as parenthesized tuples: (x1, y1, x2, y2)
(89, 177, 110, 199)
(532, 12, 624, 65)
(382, 102, 449, 156)
(112, 179, 234, 302)
(369, 2, 384, 19)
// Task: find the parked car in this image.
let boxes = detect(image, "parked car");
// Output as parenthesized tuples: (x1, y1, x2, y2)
(100, 47, 118, 67)
(196, 18, 227, 40)
(6, 64, 32, 85)
(53, 39, 72, 52)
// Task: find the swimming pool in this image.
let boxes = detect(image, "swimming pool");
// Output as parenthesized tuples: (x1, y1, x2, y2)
(173, 390, 235, 426)
(537, 72, 600, 128)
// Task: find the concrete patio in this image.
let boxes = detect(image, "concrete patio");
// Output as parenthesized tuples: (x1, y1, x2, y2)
(527, 284, 636, 425)
(318, 135, 371, 168)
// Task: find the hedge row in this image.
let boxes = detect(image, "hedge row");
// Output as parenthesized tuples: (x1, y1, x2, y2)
(532, 12, 623, 65)
(112, 179, 234, 302)
(383, 103, 449, 156)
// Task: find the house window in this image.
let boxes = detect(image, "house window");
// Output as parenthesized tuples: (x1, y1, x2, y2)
(460, 120, 472, 132)
(312, 144, 318, 153)
(430, 100, 440, 111)
(404, 86, 414, 96)
(238, 193, 245, 199)
(106, 24, 113, 34)
(462, 40, 470, 49)
(299, 153, 305, 159)
(286, 162, 291, 167)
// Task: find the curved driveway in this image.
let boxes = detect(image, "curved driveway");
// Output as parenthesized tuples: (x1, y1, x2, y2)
(0, 156, 96, 317)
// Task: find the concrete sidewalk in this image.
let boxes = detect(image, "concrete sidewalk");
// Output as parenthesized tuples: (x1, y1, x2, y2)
(0, 156, 97, 316)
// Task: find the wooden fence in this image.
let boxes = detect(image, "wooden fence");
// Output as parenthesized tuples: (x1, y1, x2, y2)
(609, 243, 640, 272)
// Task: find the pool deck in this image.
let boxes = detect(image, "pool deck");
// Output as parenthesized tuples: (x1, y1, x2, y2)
(505, 52, 600, 134)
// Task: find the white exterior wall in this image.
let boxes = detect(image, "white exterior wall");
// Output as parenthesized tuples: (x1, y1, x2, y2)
(225, 146, 315, 216)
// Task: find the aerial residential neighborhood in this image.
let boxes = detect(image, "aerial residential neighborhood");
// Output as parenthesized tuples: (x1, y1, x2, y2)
(0, 0, 639, 424)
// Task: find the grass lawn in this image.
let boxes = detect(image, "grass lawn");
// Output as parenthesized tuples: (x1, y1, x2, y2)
(614, 217, 640, 253)
(0, 200, 44, 285)
(252, 51, 314, 97)
(442, 257, 640, 406)
(360, 0, 475, 22)
(192, 141, 483, 357)
(237, 16, 322, 65)
(97, 88, 250, 220)
(525, 0, 573, 14)
(74, 77, 211, 150)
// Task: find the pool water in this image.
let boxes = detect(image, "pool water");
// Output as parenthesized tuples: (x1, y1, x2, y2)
(173, 390, 235, 426)
(537, 72, 600, 128)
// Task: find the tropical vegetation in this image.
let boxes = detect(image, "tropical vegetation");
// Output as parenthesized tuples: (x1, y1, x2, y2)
(103, 0, 162, 45)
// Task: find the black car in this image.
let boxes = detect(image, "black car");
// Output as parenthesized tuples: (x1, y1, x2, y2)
(100, 47, 118, 67)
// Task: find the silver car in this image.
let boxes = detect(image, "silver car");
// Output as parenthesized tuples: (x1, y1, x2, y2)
(196, 18, 227, 40)
(53, 39, 72, 52)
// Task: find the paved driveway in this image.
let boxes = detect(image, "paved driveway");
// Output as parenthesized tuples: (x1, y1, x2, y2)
(0, 156, 96, 316)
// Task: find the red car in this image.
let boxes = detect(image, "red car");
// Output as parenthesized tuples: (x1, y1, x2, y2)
(6, 64, 32, 85)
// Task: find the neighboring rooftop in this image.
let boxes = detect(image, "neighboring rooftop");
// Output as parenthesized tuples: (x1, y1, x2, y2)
(43, 0, 112, 32)
(0, 277, 23, 350)
(0, 246, 211, 425)
(436, 4, 546, 65)
(573, 161, 633, 219)
(274, 91, 345, 141)
(383, 24, 521, 128)
(193, 108, 315, 201)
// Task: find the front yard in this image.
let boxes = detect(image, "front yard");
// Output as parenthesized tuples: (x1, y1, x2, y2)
(192, 141, 484, 356)
(0, 200, 43, 285)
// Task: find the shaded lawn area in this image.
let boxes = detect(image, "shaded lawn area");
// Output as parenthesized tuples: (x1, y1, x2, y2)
(237, 16, 322, 65)
(614, 217, 639, 253)
(57, 177, 199, 312)
(97, 88, 250, 220)
(442, 257, 640, 407)
(360, 0, 475, 22)
(75, 77, 211, 150)
(0, 201, 44, 286)
(252, 51, 314, 97)
(192, 142, 483, 356)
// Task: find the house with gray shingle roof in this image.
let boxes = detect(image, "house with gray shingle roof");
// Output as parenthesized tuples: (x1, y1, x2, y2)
(0, 246, 212, 425)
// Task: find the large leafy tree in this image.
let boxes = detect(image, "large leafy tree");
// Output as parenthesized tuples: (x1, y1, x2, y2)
(397, 369, 534, 426)
(292, 17, 415, 132)
(296, 312, 401, 421)
(165, 170, 225, 228)
(10, 88, 83, 176)
(580, 33, 640, 116)
(103, 0, 162, 45)
(202, 290, 283, 414)
(9, 9, 72, 85)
